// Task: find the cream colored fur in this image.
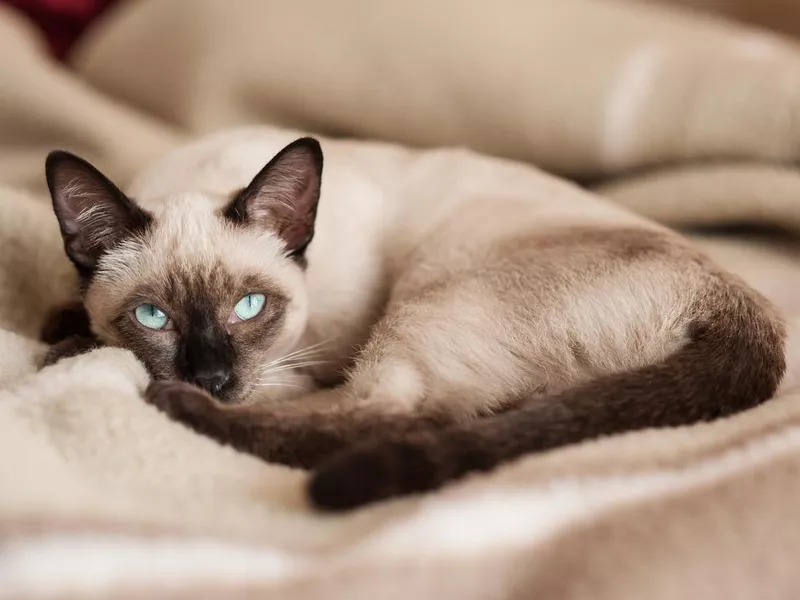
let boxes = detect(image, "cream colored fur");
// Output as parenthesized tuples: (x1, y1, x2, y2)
(117, 128, 691, 416)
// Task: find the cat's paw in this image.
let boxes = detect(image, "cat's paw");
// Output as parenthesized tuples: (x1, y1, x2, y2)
(42, 335, 101, 367)
(40, 302, 92, 344)
(145, 380, 218, 424)
(307, 436, 439, 512)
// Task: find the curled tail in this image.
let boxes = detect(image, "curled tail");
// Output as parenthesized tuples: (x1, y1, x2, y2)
(308, 275, 786, 511)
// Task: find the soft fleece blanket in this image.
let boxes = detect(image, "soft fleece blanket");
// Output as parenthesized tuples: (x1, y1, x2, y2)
(3, 1, 800, 598)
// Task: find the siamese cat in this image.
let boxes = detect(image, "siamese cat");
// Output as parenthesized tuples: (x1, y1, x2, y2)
(43, 128, 785, 512)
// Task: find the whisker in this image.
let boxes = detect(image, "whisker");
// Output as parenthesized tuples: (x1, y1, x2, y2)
(257, 370, 318, 382)
(254, 382, 308, 389)
(255, 369, 315, 385)
(264, 344, 325, 365)
(259, 339, 334, 370)
(241, 378, 310, 408)
(260, 357, 330, 369)
(259, 360, 330, 375)
(260, 351, 324, 370)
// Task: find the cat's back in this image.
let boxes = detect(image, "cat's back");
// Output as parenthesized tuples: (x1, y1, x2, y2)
(129, 125, 642, 229)
(127, 127, 407, 211)
(127, 125, 660, 273)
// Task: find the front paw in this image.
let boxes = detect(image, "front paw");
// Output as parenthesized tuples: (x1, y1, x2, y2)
(145, 381, 219, 426)
(41, 302, 93, 344)
(145, 381, 230, 443)
(42, 335, 101, 367)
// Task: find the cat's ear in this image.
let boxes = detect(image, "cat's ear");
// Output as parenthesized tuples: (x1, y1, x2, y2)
(46, 151, 152, 277)
(223, 137, 323, 259)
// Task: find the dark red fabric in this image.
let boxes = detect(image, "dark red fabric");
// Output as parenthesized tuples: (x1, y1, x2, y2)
(3, 0, 120, 60)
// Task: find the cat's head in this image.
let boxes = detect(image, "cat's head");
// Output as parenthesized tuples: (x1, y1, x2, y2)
(45, 138, 323, 403)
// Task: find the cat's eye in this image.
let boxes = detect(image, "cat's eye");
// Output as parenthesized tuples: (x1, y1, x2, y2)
(232, 293, 266, 322)
(134, 303, 170, 330)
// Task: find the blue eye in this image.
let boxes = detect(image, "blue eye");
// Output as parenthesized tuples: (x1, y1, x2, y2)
(134, 303, 170, 330)
(233, 293, 266, 321)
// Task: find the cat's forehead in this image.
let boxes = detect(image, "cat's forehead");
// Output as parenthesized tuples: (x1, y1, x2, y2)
(150, 194, 284, 265)
(144, 191, 225, 224)
(93, 192, 296, 301)
(147, 193, 233, 253)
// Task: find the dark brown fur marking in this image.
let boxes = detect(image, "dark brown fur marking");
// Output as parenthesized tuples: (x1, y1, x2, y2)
(40, 302, 93, 344)
(145, 381, 454, 468)
(112, 264, 289, 402)
(40, 302, 102, 367)
(46, 150, 153, 284)
(43, 335, 102, 367)
(307, 268, 786, 511)
(222, 137, 322, 267)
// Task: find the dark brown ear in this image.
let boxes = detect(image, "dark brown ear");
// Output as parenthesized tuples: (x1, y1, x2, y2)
(46, 151, 152, 278)
(223, 137, 323, 259)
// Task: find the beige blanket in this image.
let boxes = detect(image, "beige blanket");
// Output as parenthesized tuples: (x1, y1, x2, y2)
(3, 1, 800, 598)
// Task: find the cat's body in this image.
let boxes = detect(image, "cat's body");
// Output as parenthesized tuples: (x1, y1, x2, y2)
(44, 127, 785, 511)
(123, 129, 696, 410)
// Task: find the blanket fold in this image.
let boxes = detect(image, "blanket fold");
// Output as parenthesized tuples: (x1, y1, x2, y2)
(74, 0, 800, 178)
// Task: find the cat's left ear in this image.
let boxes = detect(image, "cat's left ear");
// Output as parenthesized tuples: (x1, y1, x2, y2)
(223, 137, 323, 260)
(46, 151, 152, 278)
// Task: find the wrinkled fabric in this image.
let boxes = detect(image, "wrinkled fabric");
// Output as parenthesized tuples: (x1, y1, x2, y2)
(2, 1, 800, 598)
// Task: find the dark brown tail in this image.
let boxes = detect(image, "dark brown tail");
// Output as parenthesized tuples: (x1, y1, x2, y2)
(308, 277, 786, 511)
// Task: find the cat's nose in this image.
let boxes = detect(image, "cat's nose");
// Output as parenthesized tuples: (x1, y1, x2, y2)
(193, 370, 231, 396)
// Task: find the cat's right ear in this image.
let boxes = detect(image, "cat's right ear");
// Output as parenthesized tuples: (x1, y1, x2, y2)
(223, 138, 323, 261)
(46, 151, 152, 277)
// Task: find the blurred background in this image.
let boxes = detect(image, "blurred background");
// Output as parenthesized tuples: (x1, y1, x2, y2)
(4, 0, 800, 190)
(5, 1, 800, 62)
